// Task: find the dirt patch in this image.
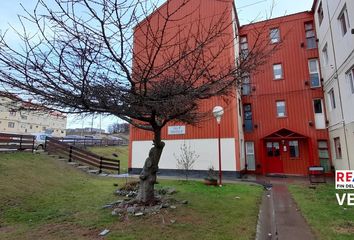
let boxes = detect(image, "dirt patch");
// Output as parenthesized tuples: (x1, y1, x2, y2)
(25, 223, 100, 240)
(333, 221, 354, 234)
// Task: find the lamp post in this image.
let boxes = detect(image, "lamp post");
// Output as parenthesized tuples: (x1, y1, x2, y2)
(212, 106, 224, 186)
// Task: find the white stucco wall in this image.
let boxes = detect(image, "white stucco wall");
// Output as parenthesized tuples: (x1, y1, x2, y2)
(132, 138, 238, 171)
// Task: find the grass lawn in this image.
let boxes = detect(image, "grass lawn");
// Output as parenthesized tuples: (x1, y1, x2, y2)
(289, 184, 354, 240)
(87, 146, 129, 173)
(0, 152, 262, 240)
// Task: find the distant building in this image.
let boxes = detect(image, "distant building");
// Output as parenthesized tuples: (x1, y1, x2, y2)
(0, 94, 67, 137)
(313, 0, 354, 170)
(66, 127, 105, 135)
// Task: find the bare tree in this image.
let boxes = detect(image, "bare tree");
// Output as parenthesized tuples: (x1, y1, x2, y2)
(174, 142, 199, 180)
(0, 0, 279, 204)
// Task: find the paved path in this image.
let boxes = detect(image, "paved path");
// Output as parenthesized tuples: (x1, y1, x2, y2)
(256, 182, 316, 240)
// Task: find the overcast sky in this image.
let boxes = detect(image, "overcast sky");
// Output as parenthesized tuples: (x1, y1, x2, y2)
(0, 0, 313, 131)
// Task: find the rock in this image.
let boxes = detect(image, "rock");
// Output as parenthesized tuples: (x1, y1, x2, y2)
(161, 203, 170, 208)
(110, 200, 124, 205)
(170, 219, 176, 224)
(234, 196, 241, 199)
(111, 210, 118, 216)
(181, 200, 188, 204)
(134, 212, 144, 217)
(127, 206, 136, 214)
(102, 204, 113, 209)
(170, 205, 177, 209)
(113, 208, 125, 214)
(167, 188, 177, 195)
(99, 229, 110, 236)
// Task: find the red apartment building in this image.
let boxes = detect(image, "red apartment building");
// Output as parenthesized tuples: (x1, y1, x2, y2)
(240, 12, 331, 175)
(129, 0, 332, 177)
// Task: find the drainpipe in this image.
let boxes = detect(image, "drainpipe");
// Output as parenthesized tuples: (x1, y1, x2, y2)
(325, 0, 351, 169)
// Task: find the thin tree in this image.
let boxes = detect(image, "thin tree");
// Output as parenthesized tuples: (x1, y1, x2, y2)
(0, 0, 280, 204)
(174, 142, 199, 181)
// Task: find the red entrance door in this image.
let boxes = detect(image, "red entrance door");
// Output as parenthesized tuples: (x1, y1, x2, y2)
(266, 142, 284, 174)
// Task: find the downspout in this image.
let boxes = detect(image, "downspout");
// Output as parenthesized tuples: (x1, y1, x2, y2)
(325, 0, 351, 169)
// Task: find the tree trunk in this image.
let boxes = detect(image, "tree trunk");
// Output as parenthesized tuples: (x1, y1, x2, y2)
(136, 128, 165, 204)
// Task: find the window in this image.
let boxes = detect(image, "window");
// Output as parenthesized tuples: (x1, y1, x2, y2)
(267, 142, 280, 157)
(289, 141, 299, 158)
(328, 88, 336, 110)
(238, 99, 242, 116)
(243, 104, 253, 132)
(21, 115, 27, 120)
(305, 22, 316, 49)
(9, 111, 16, 116)
(317, 2, 324, 25)
(308, 59, 321, 87)
(334, 137, 342, 159)
(270, 28, 280, 43)
(313, 99, 323, 114)
(346, 67, 354, 94)
(276, 101, 286, 117)
(322, 43, 328, 65)
(318, 141, 330, 172)
(240, 36, 249, 59)
(8, 122, 15, 128)
(338, 5, 350, 36)
(273, 64, 283, 79)
(242, 75, 251, 96)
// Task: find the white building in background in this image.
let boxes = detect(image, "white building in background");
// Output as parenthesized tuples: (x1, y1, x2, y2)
(0, 94, 67, 137)
(313, 0, 354, 170)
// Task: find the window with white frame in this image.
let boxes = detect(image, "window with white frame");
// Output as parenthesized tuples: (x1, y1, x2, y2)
(273, 64, 283, 80)
(328, 88, 336, 110)
(276, 101, 286, 117)
(270, 28, 280, 43)
(240, 36, 249, 59)
(242, 75, 251, 96)
(8, 122, 15, 128)
(305, 22, 316, 49)
(338, 5, 350, 36)
(347, 67, 354, 94)
(308, 59, 321, 87)
(334, 137, 342, 159)
(317, 2, 324, 25)
(322, 43, 328, 65)
(289, 141, 300, 158)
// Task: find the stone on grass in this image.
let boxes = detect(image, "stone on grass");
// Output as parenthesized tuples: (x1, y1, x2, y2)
(127, 206, 136, 214)
(170, 219, 176, 224)
(181, 200, 188, 204)
(102, 204, 113, 209)
(134, 212, 144, 217)
(170, 205, 176, 209)
(167, 188, 177, 195)
(161, 203, 170, 208)
(99, 229, 110, 236)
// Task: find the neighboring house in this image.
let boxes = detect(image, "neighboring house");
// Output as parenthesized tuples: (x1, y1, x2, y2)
(240, 12, 330, 175)
(313, 0, 354, 170)
(0, 94, 67, 137)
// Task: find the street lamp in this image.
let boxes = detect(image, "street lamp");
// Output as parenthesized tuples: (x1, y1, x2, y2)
(212, 106, 224, 186)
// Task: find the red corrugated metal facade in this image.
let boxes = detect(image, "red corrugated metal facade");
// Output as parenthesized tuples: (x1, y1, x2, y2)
(130, 1, 331, 176)
(129, 0, 241, 170)
(240, 12, 331, 175)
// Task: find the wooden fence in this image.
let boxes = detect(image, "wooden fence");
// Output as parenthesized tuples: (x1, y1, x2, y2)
(54, 137, 127, 147)
(0, 133, 35, 151)
(45, 137, 120, 174)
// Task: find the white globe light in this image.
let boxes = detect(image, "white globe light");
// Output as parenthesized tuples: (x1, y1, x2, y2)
(212, 106, 224, 124)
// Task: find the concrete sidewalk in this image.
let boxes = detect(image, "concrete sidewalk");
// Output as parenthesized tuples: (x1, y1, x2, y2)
(256, 183, 315, 240)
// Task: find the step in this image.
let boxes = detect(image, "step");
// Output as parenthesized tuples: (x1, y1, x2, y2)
(77, 165, 89, 170)
(87, 169, 100, 174)
(67, 162, 79, 166)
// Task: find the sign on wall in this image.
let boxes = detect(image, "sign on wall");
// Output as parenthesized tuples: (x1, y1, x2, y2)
(168, 126, 186, 135)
